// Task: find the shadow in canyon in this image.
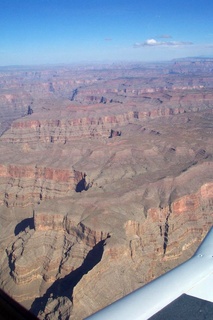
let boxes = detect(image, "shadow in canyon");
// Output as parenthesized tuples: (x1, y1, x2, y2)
(75, 177, 87, 192)
(108, 129, 121, 138)
(75, 174, 91, 193)
(14, 218, 34, 236)
(163, 212, 170, 255)
(30, 238, 107, 316)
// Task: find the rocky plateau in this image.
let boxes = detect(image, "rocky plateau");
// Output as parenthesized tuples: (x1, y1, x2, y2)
(0, 59, 212, 319)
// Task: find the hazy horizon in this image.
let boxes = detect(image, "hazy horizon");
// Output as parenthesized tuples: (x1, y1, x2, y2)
(1, 0, 213, 66)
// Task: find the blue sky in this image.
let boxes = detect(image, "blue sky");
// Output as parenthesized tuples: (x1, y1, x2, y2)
(0, 0, 213, 65)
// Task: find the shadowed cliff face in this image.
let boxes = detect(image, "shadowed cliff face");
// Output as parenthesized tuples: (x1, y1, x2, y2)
(14, 218, 34, 236)
(30, 238, 107, 316)
(0, 61, 213, 319)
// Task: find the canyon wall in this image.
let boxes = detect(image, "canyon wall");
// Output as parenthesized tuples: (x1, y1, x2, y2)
(0, 61, 212, 319)
(0, 164, 86, 207)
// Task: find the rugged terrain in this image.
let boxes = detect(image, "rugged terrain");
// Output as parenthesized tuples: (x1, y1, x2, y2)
(0, 60, 213, 319)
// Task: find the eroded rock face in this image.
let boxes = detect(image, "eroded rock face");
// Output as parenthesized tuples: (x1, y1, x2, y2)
(0, 164, 86, 207)
(6, 214, 109, 295)
(72, 182, 213, 319)
(0, 60, 213, 319)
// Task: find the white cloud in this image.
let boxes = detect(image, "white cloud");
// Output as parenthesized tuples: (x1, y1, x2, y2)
(146, 39, 158, 45)
(134, 39, 193, 48)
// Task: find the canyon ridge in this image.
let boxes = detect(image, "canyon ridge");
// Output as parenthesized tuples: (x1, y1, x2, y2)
(0, 59, 213, 319)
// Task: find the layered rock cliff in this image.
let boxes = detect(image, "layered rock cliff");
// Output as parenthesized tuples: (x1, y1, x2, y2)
(2, 178, 212, 319)
(1, 95, 212, 145)
(0, 61, 212, 319)
(0, 164, 86, 207)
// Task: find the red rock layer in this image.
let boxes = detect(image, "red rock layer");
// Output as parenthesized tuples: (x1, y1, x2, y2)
(0, 164, 85, 207)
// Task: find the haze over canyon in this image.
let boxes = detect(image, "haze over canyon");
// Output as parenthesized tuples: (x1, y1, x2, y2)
(0, 59, 213, 319)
